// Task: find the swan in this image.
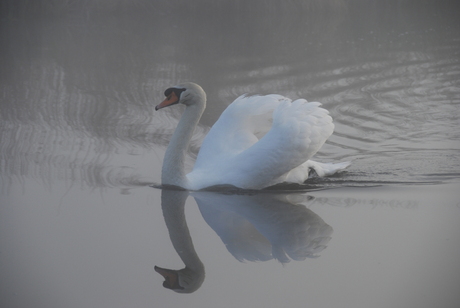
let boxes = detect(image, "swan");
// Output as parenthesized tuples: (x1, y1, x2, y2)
(155, 82, 350, 190)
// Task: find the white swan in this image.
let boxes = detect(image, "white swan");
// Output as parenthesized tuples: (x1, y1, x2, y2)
(156, 82, 350, 190)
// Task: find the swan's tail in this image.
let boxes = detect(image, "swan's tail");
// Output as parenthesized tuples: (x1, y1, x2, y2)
(282, 160, 351, 184)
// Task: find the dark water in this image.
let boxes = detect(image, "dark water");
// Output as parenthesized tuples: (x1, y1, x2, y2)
(1, 1, 460, 308)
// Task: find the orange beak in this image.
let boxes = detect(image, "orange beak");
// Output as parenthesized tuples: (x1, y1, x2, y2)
(155, 91, 180, 110)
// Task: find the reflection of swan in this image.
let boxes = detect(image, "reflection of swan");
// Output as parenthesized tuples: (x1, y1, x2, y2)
(193, 192, 333, 263)
(154, 189, 205, 293)
(155, 189, 332, 293)
(156, 82, 350, 190)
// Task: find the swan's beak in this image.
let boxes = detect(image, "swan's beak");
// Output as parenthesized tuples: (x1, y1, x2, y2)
(155, 91, 180, 110)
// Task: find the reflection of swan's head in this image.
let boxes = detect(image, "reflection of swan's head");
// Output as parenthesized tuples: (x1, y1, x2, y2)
(155, 82, 206, 110)
(154, 265, 205, 294)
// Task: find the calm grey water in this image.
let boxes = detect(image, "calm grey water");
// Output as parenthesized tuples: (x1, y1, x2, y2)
(1, 1, 460, 308)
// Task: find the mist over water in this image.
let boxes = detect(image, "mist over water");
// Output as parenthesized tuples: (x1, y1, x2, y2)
(1, 1, 459, 308)
(1, 0, 459, 190)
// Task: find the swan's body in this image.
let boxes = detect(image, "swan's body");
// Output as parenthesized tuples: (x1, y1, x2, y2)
(156, 83, 349, 190)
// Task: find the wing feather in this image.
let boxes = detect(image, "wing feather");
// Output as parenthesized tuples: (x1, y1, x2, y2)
(194, 94, 286, 169)
(188, 95, 334, 189)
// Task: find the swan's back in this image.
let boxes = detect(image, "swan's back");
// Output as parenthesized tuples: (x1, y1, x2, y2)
(188, 94, 334, 190)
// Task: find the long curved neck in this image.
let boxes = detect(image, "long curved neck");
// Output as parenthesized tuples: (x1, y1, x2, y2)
(162, 102, 205, 187)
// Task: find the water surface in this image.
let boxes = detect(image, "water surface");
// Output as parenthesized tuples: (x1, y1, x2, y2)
(1, 1, 459, 308)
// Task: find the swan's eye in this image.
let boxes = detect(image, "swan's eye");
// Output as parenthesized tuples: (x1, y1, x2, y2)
(164, 88, 174, 97)
(174, 88, 186, 98)
(164, 87, 186, 99)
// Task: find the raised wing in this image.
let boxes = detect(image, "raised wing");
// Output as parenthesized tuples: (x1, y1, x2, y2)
(189, 96, 334, 189)
(225, 99, 334, 188)
(194, 94, 286, 169)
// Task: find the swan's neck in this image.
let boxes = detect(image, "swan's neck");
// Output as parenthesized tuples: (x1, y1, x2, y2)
(162, 103, 205, 188)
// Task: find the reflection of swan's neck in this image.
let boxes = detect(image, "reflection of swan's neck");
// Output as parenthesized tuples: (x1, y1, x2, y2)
(162, 103, 205, 188)
(156, 190, 205, 293)
(163, 192, 204, 272)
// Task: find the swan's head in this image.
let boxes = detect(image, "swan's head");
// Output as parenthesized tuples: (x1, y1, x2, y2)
(155, 82, 206, 110)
